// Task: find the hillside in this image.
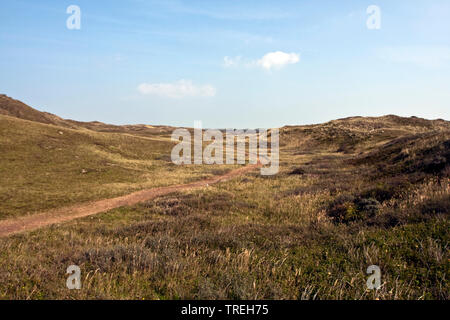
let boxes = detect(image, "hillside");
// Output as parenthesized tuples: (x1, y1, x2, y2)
(0, 96, 236, 219)
(0, 94, 72, 128)
(281, 115, 450, 153)
(0, 94, 176, 138)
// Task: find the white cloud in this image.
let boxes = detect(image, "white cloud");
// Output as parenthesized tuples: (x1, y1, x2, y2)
(223, 56, 242, 67)
(257, 51, 300, 70)
(223, 51, 300, 70)
(377, 46, 450, 68)
(137, 80, 216, 98)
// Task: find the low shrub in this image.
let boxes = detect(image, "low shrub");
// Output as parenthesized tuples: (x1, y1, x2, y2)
(326, 194, 380, 223)
(289, 167, 305, 175)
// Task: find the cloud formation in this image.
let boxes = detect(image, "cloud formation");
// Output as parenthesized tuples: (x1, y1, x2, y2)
(138, 80, 216, 98)
(223, 51, 300, 70)
(257, 51, 300, 70)
(223, 56, 242, 67)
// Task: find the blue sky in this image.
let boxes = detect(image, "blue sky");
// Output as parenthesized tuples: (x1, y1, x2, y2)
(1, 0, 449, 128)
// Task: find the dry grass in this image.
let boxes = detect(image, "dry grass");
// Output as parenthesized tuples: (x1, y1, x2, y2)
(0, 105, 448, 300)
(0, 115, 237, 219)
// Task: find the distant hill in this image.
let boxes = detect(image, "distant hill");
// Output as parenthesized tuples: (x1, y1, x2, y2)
(0, 94, 176, 137)
(2, 93, 449, 137)
(0, 94, 73, 128)
(1, 93, 449, 170)
(281, 113, 450, 153)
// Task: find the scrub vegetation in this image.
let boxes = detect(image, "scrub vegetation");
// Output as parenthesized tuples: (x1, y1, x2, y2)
(0, 95, 448, 299)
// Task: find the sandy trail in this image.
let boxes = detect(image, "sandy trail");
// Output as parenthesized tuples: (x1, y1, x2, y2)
(0, 164, 261, 238)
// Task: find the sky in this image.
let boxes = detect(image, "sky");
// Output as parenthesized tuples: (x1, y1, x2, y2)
(1, 0, 449, 128)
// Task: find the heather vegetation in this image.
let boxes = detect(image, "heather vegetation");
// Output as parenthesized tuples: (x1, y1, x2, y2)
(0, 97, 448, 299)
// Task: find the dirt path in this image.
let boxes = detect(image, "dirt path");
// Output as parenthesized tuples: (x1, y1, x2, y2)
(0, 164, 261, 238)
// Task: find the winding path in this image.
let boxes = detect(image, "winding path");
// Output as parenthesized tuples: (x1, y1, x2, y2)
(0, 163, 261, 238)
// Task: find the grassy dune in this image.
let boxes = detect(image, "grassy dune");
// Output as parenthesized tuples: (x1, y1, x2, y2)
(0, 114, 236, 219)
(0, 97, 448, 299)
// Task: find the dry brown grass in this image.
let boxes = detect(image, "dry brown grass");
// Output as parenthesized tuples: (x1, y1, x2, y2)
(0, 99, 448, 300)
